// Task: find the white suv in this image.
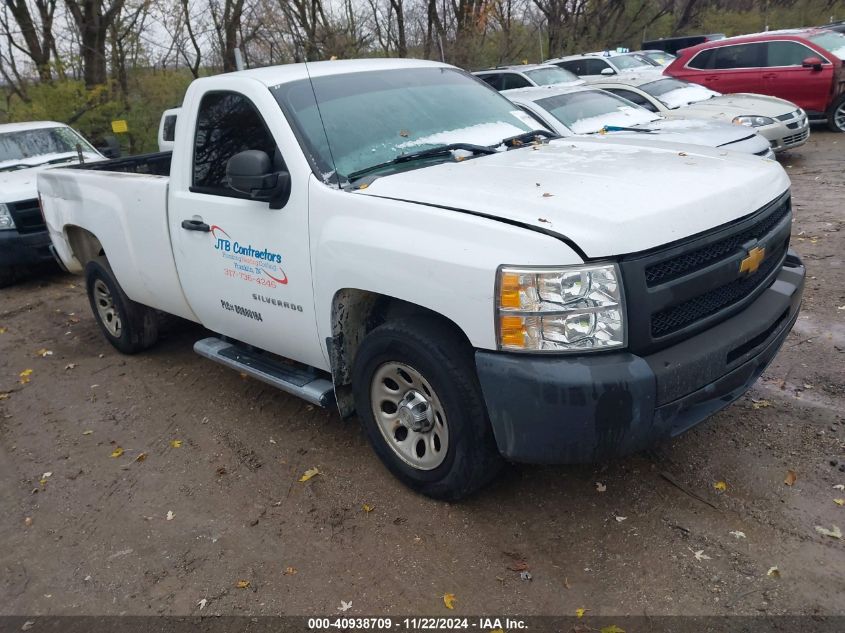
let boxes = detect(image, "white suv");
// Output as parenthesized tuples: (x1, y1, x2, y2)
(473, 64, 583, 90)
(548, 52, 663, 79)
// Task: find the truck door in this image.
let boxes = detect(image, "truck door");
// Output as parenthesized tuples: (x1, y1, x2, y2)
(168, 88, 326, 370)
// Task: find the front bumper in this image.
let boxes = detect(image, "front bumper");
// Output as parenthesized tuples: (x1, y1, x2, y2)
(0, 228, 54, 269)
(759, 120, 810, 152)
(475, 252, 805, 464)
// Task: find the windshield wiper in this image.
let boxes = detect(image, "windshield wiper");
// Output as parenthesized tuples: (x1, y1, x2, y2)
(600, 125, 656, 133)
(346, 143, 496, 183)
(0, 163, 31, 172)
(499, 129, 560, 148)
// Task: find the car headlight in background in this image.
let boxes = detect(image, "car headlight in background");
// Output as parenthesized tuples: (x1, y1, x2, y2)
(732, 115, 775, 127)
(496, 264, 625, 352)
(0, 203, 16, 230)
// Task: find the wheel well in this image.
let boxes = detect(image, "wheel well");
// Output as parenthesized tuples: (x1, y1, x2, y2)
(329, 289, 471, 417)
(65, 226, 105, 267)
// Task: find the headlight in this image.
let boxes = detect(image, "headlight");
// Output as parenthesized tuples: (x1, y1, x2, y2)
(496, 264, 625, 352)
(0, 203, 16, 230)
(732, 115, 775, 127)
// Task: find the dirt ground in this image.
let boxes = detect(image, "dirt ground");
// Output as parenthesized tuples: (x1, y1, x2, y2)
(1, 131, 844, 620)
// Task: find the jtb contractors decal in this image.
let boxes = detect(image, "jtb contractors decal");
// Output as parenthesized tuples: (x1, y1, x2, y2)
(211, 226, 288, 288)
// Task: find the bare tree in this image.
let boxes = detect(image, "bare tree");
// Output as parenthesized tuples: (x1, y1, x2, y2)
(64, 0, 127, 87)
(3, 0, 58, 80)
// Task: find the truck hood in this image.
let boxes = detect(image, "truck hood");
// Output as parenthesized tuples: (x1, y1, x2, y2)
(0, 152, 103, 203)
(671, 93, 798, 120)
(610, 118, 763, 151)
(357, 136, 789, 258)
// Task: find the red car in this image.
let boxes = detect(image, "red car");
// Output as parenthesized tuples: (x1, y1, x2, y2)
(665, 29, 845, 132)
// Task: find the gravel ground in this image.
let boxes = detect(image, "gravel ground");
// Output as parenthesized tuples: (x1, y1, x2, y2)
(1, 130, 843, 619)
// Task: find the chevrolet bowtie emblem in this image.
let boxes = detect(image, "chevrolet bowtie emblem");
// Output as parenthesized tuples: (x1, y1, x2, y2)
(740, 246, 766, 274)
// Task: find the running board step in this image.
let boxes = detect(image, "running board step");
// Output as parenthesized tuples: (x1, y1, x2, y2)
(194, 337, 334, 407)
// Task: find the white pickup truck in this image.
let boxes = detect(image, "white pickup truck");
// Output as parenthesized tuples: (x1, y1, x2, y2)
(39, 59, 805, 499)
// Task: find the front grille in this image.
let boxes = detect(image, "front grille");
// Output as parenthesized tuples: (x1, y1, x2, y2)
(8, 198, 45, 234)
(776, 109, 801, 121)
(651, 243, 785, 337)
(644, 197, 790, 287)
(620, 193, 792, 355)
(782, 129, 809, 146)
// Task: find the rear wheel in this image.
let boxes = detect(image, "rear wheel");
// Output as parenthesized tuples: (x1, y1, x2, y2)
(827, 94, 845, 132)
(85, 256, 159, 354)
(352, 316, 503, 500)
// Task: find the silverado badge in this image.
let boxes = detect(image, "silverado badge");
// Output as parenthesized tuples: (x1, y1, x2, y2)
(739, 246, 766, 275)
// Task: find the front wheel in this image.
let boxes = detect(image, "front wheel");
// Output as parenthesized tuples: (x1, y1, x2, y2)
(827, 94, 845, 132)
(85, 256, 159, 354)
(352, 316, 503, 500)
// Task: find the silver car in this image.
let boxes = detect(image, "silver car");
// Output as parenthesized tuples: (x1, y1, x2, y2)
(504, 85, 775, 159)
(472, 64, 584, 91)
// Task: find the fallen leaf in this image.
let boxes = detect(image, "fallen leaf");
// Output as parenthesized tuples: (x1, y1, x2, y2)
(0, 327, 6, 334)
(751, 399, 771, 409)
(595, 482, 607, 492)
(82, 430, 93, 435)
(110, 447, 124, 458)
(443, 593, 456, 610)
(784, 470, 797, 486)
(299, 467, 321, 482)
(601, 626, 625, 633)
(216, 466, 228, 476)
(713, 481, 727, 492)
(615, 515, 627, 523)
(358, 183, 369, 190)
(35, 348, 53, 357)
(19, 369, 33, 384)
(170, 439, 183, 448)
(24, 517, 32, 527)
(815, 524, 842, 539)
(678, 152, 688, 157)
(575, 608, 589, 618)
(338, 600, 352, 612)
(166, 510, 174, 521)
(690, 548, 711, 561)
(236, 580, 250, 589)
(767, 566, 780, 578)
(542, 192, 553, 197)
(283, 566, 297, 576)
(833, 484, 844, 491)
(362, 503, 374, 513)
(563, 577, 571, 589)
(508, 560, 529, 572)
(834, 499, 844, 506)
(399, 130, 410, 137)
(197, 598, 207, 610)
(135, 452, 148, 463)
(0, 392, 9, 401)
(21, 622, 34, 631)
(729, 530, 746, 539)
(64, 363, 77, 370)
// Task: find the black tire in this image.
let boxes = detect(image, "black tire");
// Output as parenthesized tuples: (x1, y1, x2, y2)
(827, 94, 845, 132)
(352, 316, 503, 500)
(0, 266, 17, 288)
(85, 256, 159, 354)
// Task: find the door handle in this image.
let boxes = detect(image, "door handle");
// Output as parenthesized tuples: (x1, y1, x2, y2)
(762, 73, 777, 79)
(181, 219, 210, 232)
(704, 76, 718, 81)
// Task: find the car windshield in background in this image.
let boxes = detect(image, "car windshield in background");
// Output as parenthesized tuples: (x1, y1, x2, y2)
(808, 30, 845, 58)
(611, 54, 653, 70)
(524, 66, 581, 86)
(271, 67, 534, 182)
(535, 90, 658, 134)
(643, 51, 676, 65)
(0, 126, 96, 163)
(641, 78, 718, 108)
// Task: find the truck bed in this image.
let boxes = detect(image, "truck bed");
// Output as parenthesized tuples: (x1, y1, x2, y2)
(72, 151, 172, 176)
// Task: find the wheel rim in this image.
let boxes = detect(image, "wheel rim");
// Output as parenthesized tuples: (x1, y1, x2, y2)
(836, 102, 845, 131)
(93, 279, 122, 337)
(370, 362, 449, 471)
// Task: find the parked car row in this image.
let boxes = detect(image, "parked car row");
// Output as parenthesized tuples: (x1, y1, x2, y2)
(33, 58, 805, 499)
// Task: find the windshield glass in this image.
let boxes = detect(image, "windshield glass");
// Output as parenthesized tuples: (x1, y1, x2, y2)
(641, 78, 719, 108)
(611, 54, 653, 70)
(525, 66, 581, 86)
(271, 67, 534, 182)
(0, 126, 96, 164)
(535, 89, 659, 134)
(808, 30, 845, 58)
(643, 51, 677, 65)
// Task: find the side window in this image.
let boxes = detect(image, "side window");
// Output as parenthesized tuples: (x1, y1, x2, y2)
(712, 43, 765, 69)
(584, 59, 613, 75)
(193, 92, 279, 195)
(556, 60, 584, 76)
(162, 115, 177, 142)
(502, 73, 531, 90)
(478, 73, 503, 90)
(765, 41, 816, 67)
(687, 49, 716, 69)
(605, 88, 658, 112)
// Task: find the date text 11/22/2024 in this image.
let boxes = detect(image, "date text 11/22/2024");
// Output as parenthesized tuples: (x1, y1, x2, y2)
(306, 617, 527, 630)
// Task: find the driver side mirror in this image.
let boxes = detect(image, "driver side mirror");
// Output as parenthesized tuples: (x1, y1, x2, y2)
(600, 67, 616, 76)
(802, 56, 823, 71)
(226, 149, 291, 210)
